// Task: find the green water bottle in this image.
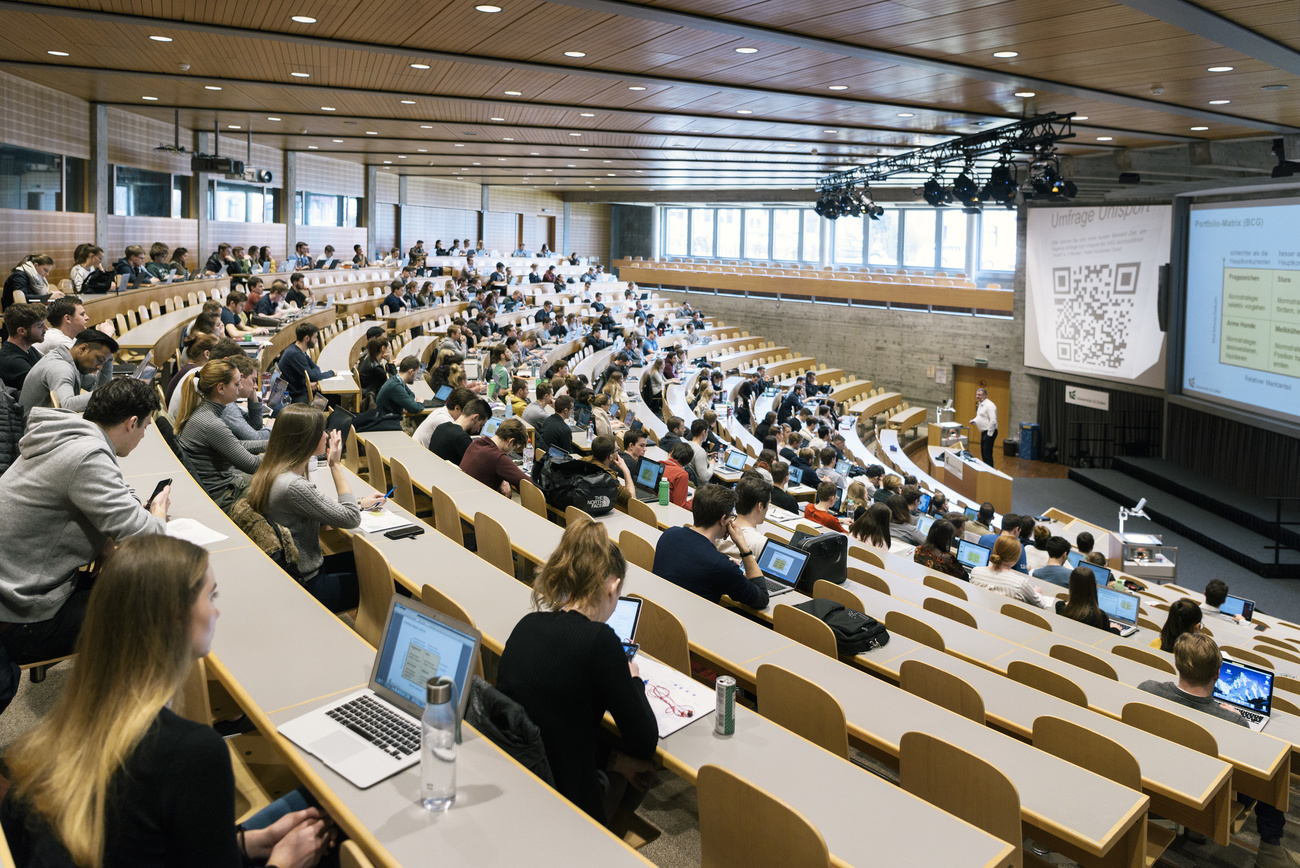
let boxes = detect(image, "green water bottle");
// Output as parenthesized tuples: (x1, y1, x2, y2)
(658, 476, 669, 506)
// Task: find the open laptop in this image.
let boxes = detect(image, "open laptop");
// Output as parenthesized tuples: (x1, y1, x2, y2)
(964, 506, 979, 521)
(1220, 594, 1256, 623)
(278, 596, 482, 788)
(1215, 657, 1275, 731)
(835, 458, 851, 476)
(433, 384, 452, 403)
(915, 514, 936, 538)
(129, 350, 156, 382)
(1079, 562, 1113, 587)
(1096, 585, 1141, 637)
(463, 359, 481, 381)
(633, 457, 664, 502)
(314, 258, 338, 269)
(723, 449, 747, 472)
(607, 596, 642, 659)
(956, 539, 991, 569)
(482, 417, 502, 437)
(571, 402, 593, 431)
(1067, 550, 1085, 568)
(547, 445, 568, 459)
(755, 539, 808, 597)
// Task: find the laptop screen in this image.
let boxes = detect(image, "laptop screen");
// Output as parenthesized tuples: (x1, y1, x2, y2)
(636, 458, 663, 490)
(1220, 594, 1256, 622)
(434, 384, 452, 401)
(606, 596, 642, 644)
(371, 598, 481, 718)
(573, 403, 592, 427)
(1214, 658, 1274, 717)
(1067, 550, 1084, 568)
(624, 410, 636, 428)
(917, 492, 931, 514)
(1096, 586, 1140, 626)
(463, 359, 481, 380)
(1079, 562, 1112, 586)
(482, 417, 502, 437)
(547, 445, 568, 459)
(964, 506, 978, 520)
(916, 515, 936, 537)
(756, 540, 808, 588)
(836, 458, 851, 475)
(724, 449, 747, 471)
(956, 540, 991, 568)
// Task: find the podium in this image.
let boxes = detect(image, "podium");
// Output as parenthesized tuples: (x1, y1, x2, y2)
(929, 445, 1013, 514)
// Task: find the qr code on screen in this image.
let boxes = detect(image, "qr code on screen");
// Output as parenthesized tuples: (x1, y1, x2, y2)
(1052, 262, 1140, 370)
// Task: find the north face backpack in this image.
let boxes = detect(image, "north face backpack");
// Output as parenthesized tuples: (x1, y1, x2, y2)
(538, 454, 619, 516)
(794, 598, 889, 656)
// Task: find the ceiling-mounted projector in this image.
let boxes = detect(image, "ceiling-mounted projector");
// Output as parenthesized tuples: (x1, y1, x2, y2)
(191, 155, 244, 174)
(237, 169, 274, 183)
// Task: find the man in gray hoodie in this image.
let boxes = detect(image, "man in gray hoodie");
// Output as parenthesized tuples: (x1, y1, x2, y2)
(0, 378, 169, 665)
(18, 328, 116, 415)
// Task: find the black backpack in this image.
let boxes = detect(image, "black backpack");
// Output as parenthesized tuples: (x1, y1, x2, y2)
(794, 598, 889, 656)
(84, 268, 117, 294)
(538, 454, 619, 516)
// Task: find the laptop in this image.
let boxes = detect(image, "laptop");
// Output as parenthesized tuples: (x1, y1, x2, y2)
(1214, 658, 1274, 731)
(264, 376, 288, 409)
(547, 445, 568, 459)
(314, 258, 338, 269)
(278, 596, 482, 788)
(835, 458, 851, 476)
(956, 539, 991, 569)
(964, 506, 979, 521)
(571, 402, 593, 430)
(1079, 562, 1112, 587)
(1067, 550, 1085, 568)
(1096, 585, 1141, 637)
(1220, 594, 1256, 623)
(764, 386, 779, 397)
(755, 539, 808, 597)
(130, 350, 156, 382)
(624, 410, 636, 429)
(482, 417, 502, 437)
(915, 514, 936, 537)
(633, 457, 664, 502)
(463, 359, 481, 380)
(917, 492, 931, 514)
(434, 384, 452, 402)
(723, 449, 747, 472)
(607, 596, 642, 659)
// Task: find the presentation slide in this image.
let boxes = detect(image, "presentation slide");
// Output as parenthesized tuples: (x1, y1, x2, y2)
(1184, 198, 1300, 426)
(1024, 206, 1170, 388)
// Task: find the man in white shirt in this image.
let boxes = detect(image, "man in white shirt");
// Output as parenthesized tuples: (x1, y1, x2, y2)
(716, 476, 772, 562)
(413, 387, 473, 449)
(522, 382, 554, 427)
(970, 387, 998, 466)
(35, 296, 113, 356)
(687, 418, 720, 485)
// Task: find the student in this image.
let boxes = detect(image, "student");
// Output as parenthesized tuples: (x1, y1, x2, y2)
(0, 535, 336, 867)
(0, 379, 169, 671)
(978, 514, 1028, 573)
(1075, 531, 1095, 556)
(575, 434, 635, 508)
(164, 331, 217, 409)
(221, 291, 267, 340)
(19, 328, 116, 414)
(590, 393, 617, 438)
(496, 517, 657, 824)
(652, 483, 768, 608)
(112, 245, 159, 288)
(69, 246, 104, 294)
(913, 519, 966, 580)
(1152, 598, 1203, 652)
(413, 387, 474, 449)
(970, 538, 1050, 608)
(536, 394, 575, 458)
(872, 473, 902, 504)
(662, 443, 694, 508)
(686, 418, 719, 484)
(618, 428, 649, 476)
(1031, 536, 1074, 587)
(1202, 579, 1247, 624)
(175, 360, 264, 511)
(209, 347, 269, 442)
(716, 476, 771, 563)
(768, 461, 801, 513)
(885, 494, 925, 545)
(460, 417, 529, 495)
(486, 345, 511, 398)
(252, 282, 287, 325)
(508, 377, 529, 418)
(357, 336, 395, 398)
(849, 503, 892, 553)
(375, 357, 427, 435)
(0, 303, 47, 390)
(815, 447, 846, 489)
(804, 481, 846, 533)
(246, 406, 383, 612)
(279, 322, 334, 404)
(428, 398, 490, 463)
(968, 502, 995, 537)
(1138, 634, 1296, 868)
(1055, 566, 1112, 631)
(380, 279, 408, 314)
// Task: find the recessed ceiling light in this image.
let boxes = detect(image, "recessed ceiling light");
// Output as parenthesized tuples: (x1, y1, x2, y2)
(473, 162, 481, 165)
(504, 90, 522, 96)
(149, 35, 173, 42)
(307, 145, 318, 149)
(410, 63, 430, 69)
(579, 112, 595, 117)
(291, 72, 310, 78)
(227, 124, 241, 129)
(564, 51, 586, 58)
(735, 47, 758, 54)
(1097, 136, 1113, 141)
(1208, 99, 1230, 104)
(607, 173, 616, 176)
(530, 152, 539, 155)
(1074, 115, 1089, 120)
(993, 51, 1018, 58)
(567, 164, 575, 167)
(628, 86, 646, 91)
(454, 143, 465, 147)
(474, 4, 502, 11)
(321, 106, 336, 111)
(205, 85, 222, 90)
(1190, 126, 1209, 131)
(502, 137, 513, 141)
(421, 125, 434, 129)
(332, 139, 343, 142)
(366, 131, 378, 135)
(291, 15, 317, 23)
(897, 112, 915, 118)
(490, 117, 505, 121)
(498, 157, 507, 161)
(1207, 66, 1234, 72)
(603, 160, 612, 163)
(1014, 91, 1035, 97)
(400, 99, 415, 104)
(1262, 84, 1290, 91)
(398, 155, 407, 158)
(46, 50, 69, 56)
(569, 132, 582, 136)
(418, 149, 427, 152)
(823, 129, 838, 134)
(383, 160, 392, 164)
(578, 148, 589, 152)
(546, 168, 552, 171)
(736, 109, 752, 114)
(267, 117, 281, 121)
(828, 85, 848, 91)
(690, 129, 702, 133)
(142, 96, 158, 100)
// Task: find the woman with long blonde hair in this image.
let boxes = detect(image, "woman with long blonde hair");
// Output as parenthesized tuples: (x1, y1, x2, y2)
(0, 535, 334, 867)
(174, 359, 263, 511)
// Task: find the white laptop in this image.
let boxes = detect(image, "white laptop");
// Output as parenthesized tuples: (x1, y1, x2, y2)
(1095, 585, 1141, 637)
(1214, 657, 1274, 731)
(278, 596, 481, 788)
(754, 539, 808, 597)
(463, 358, 481, 381)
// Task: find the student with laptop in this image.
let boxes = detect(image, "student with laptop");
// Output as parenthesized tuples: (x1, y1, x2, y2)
(619, 427, 649, 476)
(1139, 634, 1296, 867)
(535, 394, 575, 460)
(1054, 567, 1112, 632)
(978, 513, 1028, 573)
(375, 357, 428, 436)
(849, 503, 893, 553)
(716, 476, 772, 563)
(413, 387, 474, 450)
(19, 328, 117, 414)
(460, 417, 530, 495)
(653, 484, 769, 609)
(428, 398, 491, 464)
(969, 538, 1051, 609)
(1202, 579, 1249, 624)
(1031, 536, 1074, 587)
(1152, 599, 1204, 652)
(912, 519, 967, 580)
(803, 482, 846, 533)
(574, 435, 636, 508)
(278, 322, 335, 405)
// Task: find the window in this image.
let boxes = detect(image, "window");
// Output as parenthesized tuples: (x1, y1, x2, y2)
(771, 209, 800, 261)
(802, 210, 820, 262)
(171, 176, 191, 219)
(113, 166, 171, 217)
(0, 145, 66, 212)
(743, 210, 769, 260)
(664, 208, 688, 256)
(297, 192, 357, 227)
(716, 209, 740, 258)
(902, 210, 937, 268)
(213, 182, 279, 223)
(64, 157, 86, 213)
(867, 210, 899, 266)
(979, 209, 1018, 271)
(940, 210, 968, 270)
(833, 215, 864, 264)
(691, 209, 714, 257)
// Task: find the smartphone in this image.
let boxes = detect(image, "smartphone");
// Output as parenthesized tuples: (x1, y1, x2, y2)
(384, 525, 425, 540)
(147, 478, 172, 508)
(622, 642, 639, 661)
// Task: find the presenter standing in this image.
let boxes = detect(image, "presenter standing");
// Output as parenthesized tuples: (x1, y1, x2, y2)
(970, 387, 998, 466)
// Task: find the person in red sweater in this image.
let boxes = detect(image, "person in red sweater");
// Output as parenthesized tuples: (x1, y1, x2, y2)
(803, 480, 845, 533)
(460, 418, 530, 495)
(661, 443, 694, 508)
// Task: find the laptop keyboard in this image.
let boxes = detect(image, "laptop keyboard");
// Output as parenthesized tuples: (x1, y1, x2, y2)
(1239, 708, 1265, 724)
(762, 578, 791, 594)
(326, 695, 420, 759)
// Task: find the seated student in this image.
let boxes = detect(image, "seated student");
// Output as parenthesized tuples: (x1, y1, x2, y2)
(1152, 598, 1203, 651)
(968, 501, 995, 537)
(850, 503, 893, 553)
(175, 360, 264, 511)
(486, 345, 511, 399)
(842, 479, 867, 517)
(1031, 536, 1074, 587)
(978, 514, 1028, 573)
(716, 476, 772, 563)
(862, 465, 885, 498)
(0, 302, 47, 391)
(657, 416, 686, 455)
(886, 493, 925, 546)
(872, 473, 902, 504)
(164, 331, 217, 410)
(1138, 634, 1297, 867)
(1024, 523, 1052, 571)
(428, 397, 491, 463)
(460, 417, 529, 495)
(356, 337, 395, 398)
(653, 483, 768, 608)
(778, 431, 805, 469)
(380, 279, 409, 314)
(0, 379, 169, 672)
(804, 481, 846, 534)
(814, 447, 846, 489)
(1055, 566, 1112, 631)
(220, 291, 267, 340)
(768, 461, 800, 513)
(618, 428, 649, 478)
(111, 245, 158, 288)
(574, 434, 635, 508)
(1202, 579, 1247, 624)
(375, 357, 427, 436)
(506, 377, 529, 418)
(970, 538, 1050, 608)
(536, 394, 575, 457)
(414, 387, 474, 449)
(1084, 551, 1107, 567)
(278, 322, 334, 404)
(661, 443, 695, 508)
(246, 406, 383, 612)
(497, 517, 657, 824)
(251, 281, 287, 325)
(686, 419, 719, 484)
(207, 347, 269, 442)
(1075, 531, 1095, 558)
(590, 393, 617, 438)
(19, 328, 116, 414)
(913, 519, 967, 580)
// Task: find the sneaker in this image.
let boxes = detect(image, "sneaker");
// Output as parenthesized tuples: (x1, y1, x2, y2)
(1256, 842, 1300, 868)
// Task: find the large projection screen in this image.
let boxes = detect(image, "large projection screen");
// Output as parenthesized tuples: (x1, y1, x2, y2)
(1024, 205, 1170, 388)
(1182, 197, 1300, 427)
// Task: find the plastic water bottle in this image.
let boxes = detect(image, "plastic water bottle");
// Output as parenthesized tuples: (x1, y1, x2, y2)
(505, 396, 514, 418)
(658, 475, 669, 506)
(420, 676, 457, 811)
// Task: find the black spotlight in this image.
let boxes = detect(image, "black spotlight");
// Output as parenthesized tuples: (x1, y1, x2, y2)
(866, 203, 885, 220)
(841, 190, 862, 217)
(814, 194, 836, 218)
(952, 169, 981, 206)
(983, 161, 1018, 205)
(1029, 154, 1065, 196)
(923, 178, 949, 207)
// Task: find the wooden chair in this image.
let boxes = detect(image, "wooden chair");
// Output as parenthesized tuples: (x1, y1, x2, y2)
(899, 732, 1022, 868)
(923, 574, 967, 600)
(628, 593, 691, 675)
(420, 584, 485, 678)
(388, 458, 425, 519)
(472, 511, 515, 576)
(340, 840, 375, 868)
(885, 610, 945, 651)
(1255, 644, 1300, 666)
(697, 764, 830, 868)
(344, 426, 363, 474)
(351, 535, 395, 647)
(519, 478, 547, 518)
(1050, 644, 1118, 680)
(1031, 717, 1176, 868)
(849, 546, 886, 569)
(756, 664, 849, 758)
(843, 561, 890, 594)
(1007, 660, 1087, 707)
(812, 579, 864, 612)
(429, 484, 463, 546)
(1272, 693, 1300, 716)
(1122, 702, 1218, 756)
(618, 529, 656, 572)
(1220, 646, 1275, 669)
(1277, 674, 1300, 697)
(1112, 644, 1177, 675)
(627, 496, 658, 527)
(773, 603, 838, 659)
(1000, 604, 1052, 631)
(899, 659, 985, 724)
(363, 438, 387, 492)
(924, 596, 978, 629)
(564, 504, 590, 525)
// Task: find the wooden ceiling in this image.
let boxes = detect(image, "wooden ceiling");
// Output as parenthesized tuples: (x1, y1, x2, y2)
(0, 0, 1295, 193)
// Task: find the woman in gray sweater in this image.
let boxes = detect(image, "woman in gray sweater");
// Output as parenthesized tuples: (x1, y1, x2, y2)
(173, 359, 264, 511)
(245, 405, 384, 611)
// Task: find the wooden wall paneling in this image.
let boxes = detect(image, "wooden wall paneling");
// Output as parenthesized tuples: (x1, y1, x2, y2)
(104, 215, 199, 263)
(107, 108, 195, 176)
(295, 153, 365, 197)
(483, 211, 517, 252)
(405, 177, 480, 211)
(568, 203, 611, 262)
(375, 204, 398, 255)
(0, 209, 94, 282)
(953, 365, 1011, 446)
(487, 186, 564, 213)
(375, 171, 399, 204)
(400, 204, 478, 249)
(0, 70, 89, 160)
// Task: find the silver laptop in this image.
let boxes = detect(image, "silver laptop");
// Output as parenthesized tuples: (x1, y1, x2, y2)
(633, 457, 664, 502)
(1214, 657, 1274, 731)
(1096, 585, 1141, 638)
(755, 539, 808, 597)
(463, 358, 481, 381)
(278, 597, 481, 788)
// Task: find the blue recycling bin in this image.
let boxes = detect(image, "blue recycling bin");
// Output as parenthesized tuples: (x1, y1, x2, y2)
(1020, 423, 1041, 462)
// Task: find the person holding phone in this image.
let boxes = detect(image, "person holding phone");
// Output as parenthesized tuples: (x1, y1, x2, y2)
(244, 405, 384, 612)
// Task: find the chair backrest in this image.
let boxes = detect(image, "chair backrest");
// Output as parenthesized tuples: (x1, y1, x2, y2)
(773, 603, 838, 658)
(388, 458, 419, 515)
(899, 659, 985, 724)
(899, 732, 1021, 868)
(885, 610, 945, 651)
(618, 529, 656, 572)
(340, 840, 376, 868)
(1000, 604, 1052, 631)
(1032, 716, 1141, 789)
(344, 426, 362, 473)
(472, 511, 515, 576)
(628, 593, 691, 675)
(812, 579, 865, 612)
(923, 574, 967, 600)
(564, 504, 589, 525)
(1112, 644, 1177, 674)
(519, 478, 547, 518)
(1220, 646, 1275, 669)
(923, 596, 978, 629)
(1121, 702, 1218, 756)
(849, 545, 885, 569)
(847, 565, 889, 595)
(351, 535, 395, 647)
(1007, 660, 1087, 707)
(756, 664, 849, 759)
(363, 438, 387, 491)
(429, 484, 463, 546)
(1050, 644, 1118, 680)
(1272, 693, 1300, 716)
(697, 764, 831, 868)
(1256, 645, 1300, 666)
(627, 496, 658, 526)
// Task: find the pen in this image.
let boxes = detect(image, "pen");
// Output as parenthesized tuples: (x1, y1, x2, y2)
(384, 488, 395, 499)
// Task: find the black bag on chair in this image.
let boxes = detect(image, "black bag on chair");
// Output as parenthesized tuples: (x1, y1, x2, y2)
(538, 454, 619, 516)
(793, 599, 889, 655)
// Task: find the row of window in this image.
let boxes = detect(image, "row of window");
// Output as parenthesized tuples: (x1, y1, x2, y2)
(663, 206, 1018, 273)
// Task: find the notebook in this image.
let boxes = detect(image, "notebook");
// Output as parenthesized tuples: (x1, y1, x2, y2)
(1220, 594, 1256, 623)
(278, 596, 482, 788)
(1214, 657, 1274, 731)
(956, 539, 991, 569)
(634, 457, 664, 502)
(723, 449, 747, 471)
(755, 539, 808, 597)
(607, 596, 642, 659)
(1096, 585, 1141, 637)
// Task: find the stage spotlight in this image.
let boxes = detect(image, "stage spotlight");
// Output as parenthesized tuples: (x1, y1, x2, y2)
(1028, 153, 1066, 196)
(982, 161, 1018, 205)
(951, 169, 981, 205)
(814, 194, 835, 218)
(867, 203, 885, 220)
(923, 177, 950, 207)
(843, 190, 862, 217)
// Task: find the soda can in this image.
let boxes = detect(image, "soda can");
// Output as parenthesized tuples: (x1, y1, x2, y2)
(715, 676, 736, 736)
